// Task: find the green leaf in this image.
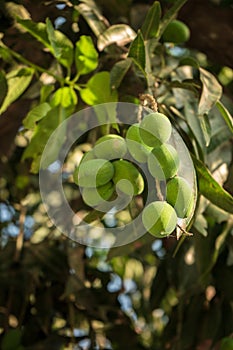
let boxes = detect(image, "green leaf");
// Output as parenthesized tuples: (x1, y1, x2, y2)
(17, 18, 73, 68)
(184, 99, 205, 151)
(199, 113, 211, 147)
(0, 70, 8, 107)
(2, 329, 22, 350)
(23, 102, 51, 129)
(192, 155, 233, 214)
(40, 84, 55, 103)
(80, 71, 118, 105)
(40, 109, 67, 170)
(0, 67, 34, 114)
(23, 106, 67, 173)
(77, 2, 108, 37)
(197, 68, 223, 146)
(128, 30, 146, 75)
(97, 24, 136, 51)
(75, 35, 98, 75)
(110, 58, 132, 89)
(141, 1, 161, 40)
(198, 68, 222, 116)
(0, 45, 13, 62)
(51, 87, 78, 109)
(46, 18, 62, 59)
(216, 100, 233, 133)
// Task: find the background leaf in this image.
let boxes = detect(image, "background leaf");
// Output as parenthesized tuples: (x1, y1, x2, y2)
(23, 102, 51, 129)
(0, 67, 34, 114)
(199, 113, 211, 147)
(141, 1, 161, 40)
(216, 100, 233, 133)
(198, 68, 222, 115)
(1, 329, 22, 350)
(77, 2, 109, 37)
(17, 18, 73, 68)
(97, 24, 136, 51)
(192, 155, 233, 214)
(23, 106, 67, 173)
(184, 99, 206, 151)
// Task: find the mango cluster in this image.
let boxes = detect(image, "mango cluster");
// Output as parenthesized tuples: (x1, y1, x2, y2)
(73, 134, 144, 209)
(128, 112, 194, 238)
(73, 112, 194, 238)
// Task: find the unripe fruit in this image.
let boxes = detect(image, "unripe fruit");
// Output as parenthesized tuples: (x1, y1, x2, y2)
(139, 112, 172, 147)
(112, 159, 144, 195)
(93, 134, 127, 160)
(142, 201, 177, 237)
(126, 123, 152, 163)
(73, 159, 114, 187)
(81, 181, 114, 207)
(166, 176, 193, 218)
(148, 143, 179, 180)
(162, 20, 190, 44)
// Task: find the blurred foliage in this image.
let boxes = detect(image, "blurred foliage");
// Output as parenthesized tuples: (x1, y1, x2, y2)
(0, 0, 233, 349)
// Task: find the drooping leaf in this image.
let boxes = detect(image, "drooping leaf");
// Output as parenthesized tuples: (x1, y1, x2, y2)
(198, 68, 222, 116)
(0, 67, 34, 115)
(77, 2, 109, 37)
(75, 35, 98, 75)
(216, 100, 233, 133)
(192, 155, 233, 214)
(141, 1, 161, 40)
(184, 99, 206, 151)
(196, 67, 223, 147)
(23, 106, 67, 173)
(23, 102, 51, 129)
(17, 18, 73, 68)
(0, 70, 8, 107)
(128, 30, 146, 75)
(97, 24, 136, 51)
(110, 58, 132, 89)
(199, 113, 211, 147)
(80, 71, 118, 105)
